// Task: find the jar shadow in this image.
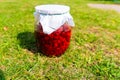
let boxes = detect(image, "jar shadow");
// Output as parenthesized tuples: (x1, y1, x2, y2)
(0, 69, 5, 80)
(17, 32, 44, 56)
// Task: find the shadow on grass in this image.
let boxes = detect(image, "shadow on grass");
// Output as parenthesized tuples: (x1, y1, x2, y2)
(0, 69, 5, 80)
(17, 32, 61, 57)
(17, 32, 44, 56)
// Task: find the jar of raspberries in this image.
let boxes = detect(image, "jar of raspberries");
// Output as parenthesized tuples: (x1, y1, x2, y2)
(34, 4, 75, 56)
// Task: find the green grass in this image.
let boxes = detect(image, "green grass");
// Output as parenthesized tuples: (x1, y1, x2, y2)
(0, 0, 120, 80)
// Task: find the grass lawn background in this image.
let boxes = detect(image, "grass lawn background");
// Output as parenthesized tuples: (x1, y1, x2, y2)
(0, 0, 120, 79)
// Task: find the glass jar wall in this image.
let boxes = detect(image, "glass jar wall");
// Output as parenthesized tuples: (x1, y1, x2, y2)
(34, 23, 71, 56)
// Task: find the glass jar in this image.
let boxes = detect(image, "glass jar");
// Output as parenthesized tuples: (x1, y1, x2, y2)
(34, 4, 74, 56)
(35, 22, 71, 56)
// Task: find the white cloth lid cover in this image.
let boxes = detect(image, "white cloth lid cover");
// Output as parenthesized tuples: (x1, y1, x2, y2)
(34, 4, 75, 34)
(35, 4, 70, 15)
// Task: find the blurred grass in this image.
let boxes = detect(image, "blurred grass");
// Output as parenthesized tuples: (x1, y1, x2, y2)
(0, 0, 120, 80)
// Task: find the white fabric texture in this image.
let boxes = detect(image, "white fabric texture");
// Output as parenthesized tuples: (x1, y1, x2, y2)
(34, 4, 75, 34)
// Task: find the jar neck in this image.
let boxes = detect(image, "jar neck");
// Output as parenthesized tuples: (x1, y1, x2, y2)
(36, 12, 69, 15)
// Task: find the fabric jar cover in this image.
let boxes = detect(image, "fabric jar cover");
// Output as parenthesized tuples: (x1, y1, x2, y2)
(34, 4, 75, 34)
